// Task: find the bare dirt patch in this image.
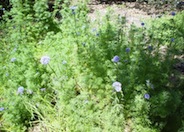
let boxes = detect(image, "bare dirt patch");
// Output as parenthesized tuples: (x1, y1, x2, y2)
(88, 2, 152, 26)
(87, 0, 178, 26)
(88, 3, 151, 26)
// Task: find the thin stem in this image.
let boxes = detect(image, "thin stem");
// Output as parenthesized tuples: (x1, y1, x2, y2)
(48, 64, 58, 78)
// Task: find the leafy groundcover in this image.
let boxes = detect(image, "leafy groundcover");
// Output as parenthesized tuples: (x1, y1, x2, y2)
(0, 0, 184, 131)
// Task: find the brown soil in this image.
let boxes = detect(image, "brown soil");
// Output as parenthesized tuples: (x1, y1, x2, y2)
(88, 0, 178, 26)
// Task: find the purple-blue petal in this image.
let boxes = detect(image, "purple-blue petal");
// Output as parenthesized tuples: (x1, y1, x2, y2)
(144, 93, 150, 99)
(112, 56, 120, 63)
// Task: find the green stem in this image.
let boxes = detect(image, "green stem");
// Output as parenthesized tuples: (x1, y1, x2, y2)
(48, 64, 58, 78)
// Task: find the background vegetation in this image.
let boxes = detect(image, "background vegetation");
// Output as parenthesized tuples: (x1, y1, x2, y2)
(0, 0, 184, 131)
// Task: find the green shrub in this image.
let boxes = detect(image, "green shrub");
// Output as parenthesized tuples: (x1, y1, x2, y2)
(0, 0, 184, 131)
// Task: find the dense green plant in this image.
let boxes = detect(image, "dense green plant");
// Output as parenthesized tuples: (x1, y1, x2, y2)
(0, 0, 184, 131)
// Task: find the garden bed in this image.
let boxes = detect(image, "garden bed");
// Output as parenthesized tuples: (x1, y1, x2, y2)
(0, 0, 184, 132)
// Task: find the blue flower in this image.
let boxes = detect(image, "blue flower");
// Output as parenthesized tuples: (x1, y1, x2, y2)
(144, 93, 150, 99)
(126, 48, 130, 53)
(171, 12, 176, 16)
(11, 57, 16, 62)
(171, 38, 175, 42)
(40, 88, 46, 92)
(96, 33, 100, 36)
(147, 45, 153, 51)
(112, 55, 120, 63)
(70, 6, 77, 14)
(112, 81, 122, 92)
(17, 86, 24, 95)
(40, 56, 50, 65)
(62, 60, 67, 64)
(0, 107, 5, 112)
(141, 22, 145, 26)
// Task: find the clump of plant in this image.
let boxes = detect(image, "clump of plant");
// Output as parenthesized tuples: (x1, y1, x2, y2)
(0, 0, 184, 131)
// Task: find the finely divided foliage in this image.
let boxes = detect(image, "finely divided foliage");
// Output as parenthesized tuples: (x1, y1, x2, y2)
(0, 0, 184, 131)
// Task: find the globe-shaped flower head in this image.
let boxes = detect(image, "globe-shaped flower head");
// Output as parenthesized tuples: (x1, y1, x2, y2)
(144, 93, 150, 99)
(112, 55, 120, 63)
(141, 22, 145, 26)
(126, 48, 130, 53)
(0, 107, 5, 112)
(70, 6, 77, 14)
(40, 56, 50, 65)
(171, 38, 175, 42)
(171, 12, 176, 16)
(17, 86, 24, 95)
(11, 57, 16, 62)
(147, 45, 153, 51)
(112, 81, 122, 92)
(40, 88, 46, 92)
